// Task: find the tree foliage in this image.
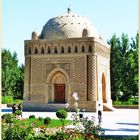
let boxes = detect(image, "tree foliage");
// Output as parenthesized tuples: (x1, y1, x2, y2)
(108, 33, 138, 101)
(2, 49, 24, 99)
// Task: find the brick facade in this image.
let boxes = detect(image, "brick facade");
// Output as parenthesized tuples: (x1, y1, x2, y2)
(23, 37, 112, 111)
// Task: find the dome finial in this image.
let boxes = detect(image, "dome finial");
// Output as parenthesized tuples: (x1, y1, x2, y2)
(67, 4, 72, 14)
(31, 29, 38, 40)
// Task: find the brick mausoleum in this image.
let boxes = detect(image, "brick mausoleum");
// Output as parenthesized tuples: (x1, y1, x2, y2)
(23, 7, 113, 112)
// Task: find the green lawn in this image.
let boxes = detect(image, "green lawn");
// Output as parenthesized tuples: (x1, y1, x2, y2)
(103, 136, 138, 140)
(13, 118, 72, 128)
(113, 98, 138, 106)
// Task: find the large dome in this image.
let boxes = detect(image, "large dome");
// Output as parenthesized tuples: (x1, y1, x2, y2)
(40, 8, 99, 40)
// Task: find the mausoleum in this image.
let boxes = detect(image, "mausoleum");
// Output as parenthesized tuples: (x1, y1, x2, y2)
(23, 7, 113, 111)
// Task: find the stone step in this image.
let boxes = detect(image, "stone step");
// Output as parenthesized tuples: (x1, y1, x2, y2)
(103, 103, 115, 111)
(23, 103, 67, 112)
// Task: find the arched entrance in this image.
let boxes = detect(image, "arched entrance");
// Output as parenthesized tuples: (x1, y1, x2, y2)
(46, 68, 70, 103)
(102, 73, 106, 103)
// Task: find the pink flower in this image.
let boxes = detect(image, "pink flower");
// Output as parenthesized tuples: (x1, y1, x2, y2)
(72, 92, 77, 98)
(75, 96, 79, 101)
(65, 103, 70, 108)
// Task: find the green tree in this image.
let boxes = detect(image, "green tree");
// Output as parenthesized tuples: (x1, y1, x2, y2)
(2, 49, 24, 99)
(125, 34, 138, 99)
(119, 33, 130, 101)
(109, 33, 138, 101)
(109, 34, 122, 100)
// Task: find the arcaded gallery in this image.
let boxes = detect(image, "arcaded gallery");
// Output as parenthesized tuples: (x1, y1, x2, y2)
(23, 7, 113, 111)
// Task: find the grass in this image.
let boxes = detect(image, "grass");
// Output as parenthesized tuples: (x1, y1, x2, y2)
(113, 99, 138, 106)
(103, 135, 139, 140)
(13, 118, 72, 128)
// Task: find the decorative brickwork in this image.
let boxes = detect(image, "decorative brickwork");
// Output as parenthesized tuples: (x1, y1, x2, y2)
(87, 54, 97, 101)
(24, 57, 31, 101)
(95, 42, 110, 58)
(24, 37, 112, 112)
(31, 58, 43, 84)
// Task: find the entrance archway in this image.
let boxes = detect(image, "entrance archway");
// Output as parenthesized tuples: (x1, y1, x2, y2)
(46, 68, 70, 103)
(102, 73, 106, 103)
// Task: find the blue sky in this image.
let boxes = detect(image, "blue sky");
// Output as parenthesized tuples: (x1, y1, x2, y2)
(2, 0, 138, 65)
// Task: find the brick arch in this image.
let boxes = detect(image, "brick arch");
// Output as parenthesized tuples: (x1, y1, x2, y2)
(61, 46, 65, 53)
(34, 47, 38, 54)
(51, 72, 66, 84)
(46, 68, 69, 84)
(41, 47, 44, 54)
(68, 46, 71, 53)
(28, 47, 31, 54)
(72, 43, 79, 53)
(80, 43, 86, 52)
(46, 68, 70, 103)
(74, 45, 78, 52)
(89, 44, 92, 52)
(81, 45, 85, 52)
(54, 46, 58, 53)
(102, 73, 106, 103)
(66, 43, 72, 53)
(46, 44, 52, 53)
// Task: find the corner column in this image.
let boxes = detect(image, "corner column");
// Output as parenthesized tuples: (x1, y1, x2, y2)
(91, 54, 97, 101)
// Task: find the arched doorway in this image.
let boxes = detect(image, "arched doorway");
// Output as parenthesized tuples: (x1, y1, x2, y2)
(46, 68, 70, 104)
(102, 73, 106, 103)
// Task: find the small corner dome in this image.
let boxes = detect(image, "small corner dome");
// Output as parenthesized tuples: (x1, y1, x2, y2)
(31, 31, 38, 40)
(40, 9, 99, 40)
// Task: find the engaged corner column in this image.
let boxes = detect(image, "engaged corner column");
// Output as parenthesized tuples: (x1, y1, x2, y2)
(91, 54, 97, 101)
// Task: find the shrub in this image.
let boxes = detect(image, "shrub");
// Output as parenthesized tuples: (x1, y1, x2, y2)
(82, 116, 105, 139)
(44, 117, 51, 125)
(34, 133, 47, 139)
(2, 114, 8, 120)
(2, 113, 14, 124)
(2, 125, 35, 140)
(15, 110, 22, 116)
(52, 132, 70, 140)
(2, 96, 14, 104)
(38, 117, 43, 121)
(56, 109, 68, 130)
(56, 109, 68, 120)
(29, 115, 35, 119)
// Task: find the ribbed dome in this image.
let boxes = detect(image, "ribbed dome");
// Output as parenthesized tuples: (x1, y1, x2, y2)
(40, 9, 99, 40)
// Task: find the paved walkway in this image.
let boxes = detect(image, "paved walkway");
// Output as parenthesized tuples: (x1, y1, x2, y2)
(1, 109, 139, 136)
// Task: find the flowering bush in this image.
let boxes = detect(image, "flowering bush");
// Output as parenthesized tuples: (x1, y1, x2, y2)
(14, 110, 22, 116)
(82, 116, 105, 139)
(66, 92, 80, 126)
(2, 125, 35, 140)
(64, 92, 105, 139)
(2, 113, 14, 124)
(1, 91, 105, 140)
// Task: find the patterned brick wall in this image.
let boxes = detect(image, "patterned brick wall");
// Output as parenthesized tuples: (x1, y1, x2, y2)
(87, 54, 97, 101)
(24, 37, 112, 111)
(24, 57, 31, 100)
